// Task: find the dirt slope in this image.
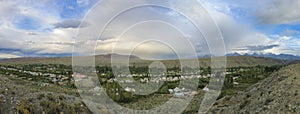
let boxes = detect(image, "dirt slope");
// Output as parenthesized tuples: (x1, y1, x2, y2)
(209, 64, 300, 113)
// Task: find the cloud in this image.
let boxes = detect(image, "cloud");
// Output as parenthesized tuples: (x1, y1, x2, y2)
(0, 2, 19, 21)
(200, 2, 272, 53)
(74, 1, 209, 58)
(208, 0, 300, 25)
(45, 41, 75, 46)
(0, 0, 81, 57)
(26, 32, 40, 36)
(252, 0, 300, 25)
(200, 0, 300, 56)
(53, 19, 89, 28)
(0, 47, 43, 57)
(77, 0, 92, 7)
(0, 0, 298, 59)
(235, 44, 280, 51)
(74, 0, 277, 58)
(281, 29, 300, 37)
(96, 38, 190, 59)
(0, 53, 21, 59)
(0, 22, 75, 57)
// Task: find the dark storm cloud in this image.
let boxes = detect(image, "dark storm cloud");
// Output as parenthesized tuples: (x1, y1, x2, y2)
(53, 19, 89, 28)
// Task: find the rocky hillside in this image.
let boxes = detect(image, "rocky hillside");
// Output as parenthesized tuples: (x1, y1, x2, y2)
(209, 63, 300, 113)
(0, 75, 91, 114)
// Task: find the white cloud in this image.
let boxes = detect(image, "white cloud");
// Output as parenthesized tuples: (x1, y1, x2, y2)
(281, 29, 300, 36)
(77, 0, 91, 7)
(0, 0, 76, 57)
(74, 0, 280, 58)
(0, 0, 299, 59)
(279, 36, 292, 41)
(200, 1, 272, 54)
(0, 53, 21, 59)
(75, 0, 210, 58)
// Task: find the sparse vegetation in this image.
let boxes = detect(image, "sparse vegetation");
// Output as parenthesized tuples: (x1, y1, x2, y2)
(0, 96, 3, 113)
(240, 99, 250, 109)
(209, 63, 300, 113)
(15, 93, 91, 114)
(0, 56, 297, 113)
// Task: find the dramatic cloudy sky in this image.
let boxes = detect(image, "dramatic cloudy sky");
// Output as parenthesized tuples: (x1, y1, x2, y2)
(0, 0, 299, 59)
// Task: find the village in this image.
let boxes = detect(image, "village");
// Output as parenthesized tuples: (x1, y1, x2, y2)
(0, 65, 72, 87)
(0, 64, 280, 101)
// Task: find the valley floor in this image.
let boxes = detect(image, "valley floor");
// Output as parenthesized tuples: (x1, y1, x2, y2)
(0, 63, 297, 113)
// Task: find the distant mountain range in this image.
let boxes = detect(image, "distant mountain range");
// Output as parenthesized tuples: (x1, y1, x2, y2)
(226, 52, 300, 60)
(1, 52, 299, 61)
(0, 53, 287, 67)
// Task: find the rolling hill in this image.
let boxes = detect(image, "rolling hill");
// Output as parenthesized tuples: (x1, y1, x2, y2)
(209, 63, 300, 113)
(0, 54, 289, 67)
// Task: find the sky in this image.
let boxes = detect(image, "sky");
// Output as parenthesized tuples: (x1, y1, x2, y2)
(0, 0, 299, 59)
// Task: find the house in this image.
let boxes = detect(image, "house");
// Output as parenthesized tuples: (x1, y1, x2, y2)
(168, 89, 174, 94)
(49, 74, 56, 78)
(125, 80, 133, 83)
(124, 87, 135, 93)
(61, 76, 69, 80)
(170, 87, 194, 98)
(140, 78, 149, 83)
(108, 79, 114, 83)
(233, 82, 239, 85)
(9, 74, 16, 77)
(183, 92, 191, 96)
(52, 78, 58, 83)
(33, 82, 50, 87)
(191, 91, 198, 95)
(174, 92, 185, 98)
(174, 87, 182, 93)
(72, 73, 87, 78)
(202, 86, 209, 91)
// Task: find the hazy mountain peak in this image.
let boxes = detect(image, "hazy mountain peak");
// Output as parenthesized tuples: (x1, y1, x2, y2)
(227, 52, 300, 60)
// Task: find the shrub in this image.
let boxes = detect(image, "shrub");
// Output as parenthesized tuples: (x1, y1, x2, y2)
(46, 93, 55, 101)
(240, 99, 250, 109)
(17, 99, 35, 114)
(37, 93, 45, 100)
(58, 94, 66, 100)
(265, 98, 273, 105)
(0, 96, 3, 113)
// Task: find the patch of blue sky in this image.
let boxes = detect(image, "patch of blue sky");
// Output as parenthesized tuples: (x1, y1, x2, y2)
(49, 0, 98, 19)
(255, 23, 300, 37)
(200, 0, 257, 27)
(229, 7, 254, 21)
(14, 16, 41, 30)
(59, 1, 84, 19)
